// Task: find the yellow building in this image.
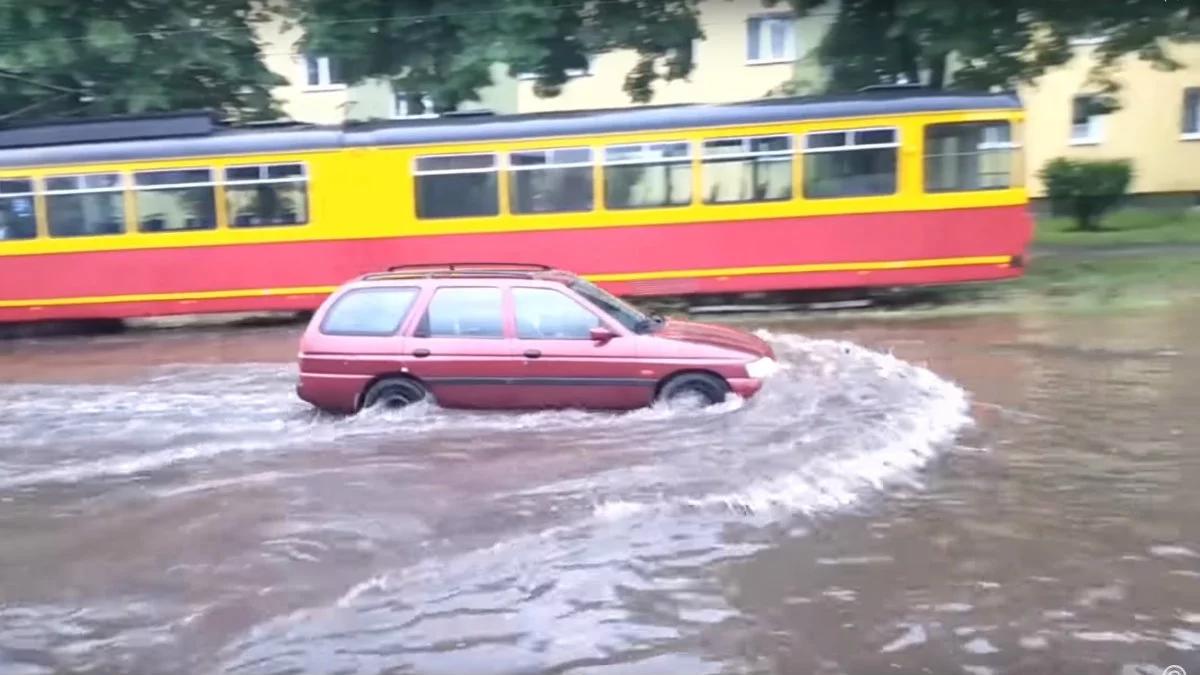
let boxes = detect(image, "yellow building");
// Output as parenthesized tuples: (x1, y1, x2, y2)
(253, 14, 512, 123)
(513, 0, 835, 112)
(257, 0, 829, 122)
(1019, 40, 1200, 201)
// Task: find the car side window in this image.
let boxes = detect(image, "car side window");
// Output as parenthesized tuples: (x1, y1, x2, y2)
(320, 287, 420, 336)
(415, 287, 505, 338)
(512, 287, 601, 339)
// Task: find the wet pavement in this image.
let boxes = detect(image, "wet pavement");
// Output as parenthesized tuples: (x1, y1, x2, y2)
(0, 303, 1197, 675)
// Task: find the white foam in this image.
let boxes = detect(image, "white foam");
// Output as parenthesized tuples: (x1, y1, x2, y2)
(880, 624, 928, 653)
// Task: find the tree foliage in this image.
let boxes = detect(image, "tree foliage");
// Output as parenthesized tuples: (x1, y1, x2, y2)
(771, 0, 1200, 95)
(0, 0, 285, 123)
(296, 0, 703, 111)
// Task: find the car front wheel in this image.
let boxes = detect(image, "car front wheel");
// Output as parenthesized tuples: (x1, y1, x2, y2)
(657, 373, 730, 408)
(361, 377, 428, 411)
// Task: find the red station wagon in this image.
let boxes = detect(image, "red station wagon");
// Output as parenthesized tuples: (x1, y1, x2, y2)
(296, 263, 779, 413)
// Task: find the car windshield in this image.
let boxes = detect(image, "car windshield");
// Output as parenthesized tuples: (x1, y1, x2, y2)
(569, 279, 655, 333)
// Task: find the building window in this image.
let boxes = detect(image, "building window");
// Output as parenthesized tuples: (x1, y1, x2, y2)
(224, 163, 309, 227)
(415, 287, 505, 338)
(394, 91, 436, 118)
(321, 287, 420, 336)
(802, 128, 898, 199)
(508, 147, 594, 214)
(0, 178, 36, 241)
(1183, 88, 1200, 138)
(603, 142, 692, 209)
(133, 168, 217, 232)
(925, 122, 1020, 192)
(44, 173, 126, 238)
(702, 135, 793, 204)
(516, 56, 595, 80)
(414, 153, 499, 219)
(747, 14, 795, 63)
(513, 287, 601, 340)
(1070, 95, 1104, 145)
(302, 55, 343, 89)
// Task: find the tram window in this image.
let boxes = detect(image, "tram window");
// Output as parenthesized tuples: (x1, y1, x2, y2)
(321, 287, 420, 336)
(802, 128, 898, 199)
(44, 173, 126, 238)
(603, 142, 692, 209)
(925, 122, 1018, 192)
(0, 179, 37, 241)
(134, 168, 217, 233)
(224, 163, 309, 227)
(508, 148, 593, 214)
(414, 153, 499, 219)
(702, 135, 793, 204)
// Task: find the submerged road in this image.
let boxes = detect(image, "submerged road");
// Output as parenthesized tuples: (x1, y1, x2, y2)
(0, 304, 1197, 674)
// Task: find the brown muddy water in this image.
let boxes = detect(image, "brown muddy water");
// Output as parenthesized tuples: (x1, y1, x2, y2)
(0, 303, 1197, 675)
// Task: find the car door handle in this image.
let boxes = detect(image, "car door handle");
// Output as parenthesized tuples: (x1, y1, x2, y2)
(523, 349, 542, 359)
(412, 348, 431, 358)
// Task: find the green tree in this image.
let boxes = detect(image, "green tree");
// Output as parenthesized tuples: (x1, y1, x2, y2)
(771, 0, 1200, 95)
(0, 0, 285, 123)
(296, 0, 703, 111)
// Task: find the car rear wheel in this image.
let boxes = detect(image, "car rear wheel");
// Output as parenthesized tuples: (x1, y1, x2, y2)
(361, 377, 428, 411)
(657, 373, 730, 408)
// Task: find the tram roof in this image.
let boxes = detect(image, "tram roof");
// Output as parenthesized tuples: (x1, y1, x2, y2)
(0, 89, 1021, 169)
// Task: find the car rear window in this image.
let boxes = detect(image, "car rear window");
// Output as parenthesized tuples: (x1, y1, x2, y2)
(320, 287, 419, 336)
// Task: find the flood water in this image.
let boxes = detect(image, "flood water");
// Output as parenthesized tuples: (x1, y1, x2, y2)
(0, 302, 1197, 675)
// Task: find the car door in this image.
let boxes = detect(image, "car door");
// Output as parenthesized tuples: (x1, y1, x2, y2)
(401, 285, 522, 409)
(509, 285, 652, 409)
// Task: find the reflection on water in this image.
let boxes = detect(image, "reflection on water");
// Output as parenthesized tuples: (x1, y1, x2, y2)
(0, 303, 1198, 674)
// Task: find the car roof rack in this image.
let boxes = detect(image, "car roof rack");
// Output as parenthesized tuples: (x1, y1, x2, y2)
(384, 262, 553, 273)
(362, 262, 563, 282)
(857, 83, 926, 93)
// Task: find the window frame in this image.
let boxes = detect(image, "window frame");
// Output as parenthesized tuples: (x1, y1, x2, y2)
(319, 286, 422, 337)
(923, 121, 1020, 194)
(222, 161, 310, 228)
(393, 91, 437, 119)
(0, 177, 38, 241)
(1182, 87, 1200, 140)
(700, 134, 795, 205)
(510, 285, 606, 340)
(1070, 95, 1105, 146)
(800, 126, 900, 199)
(411, 285, 508, 340)
(516, 55, 596, 81)
(42, 171, 128, 238)
(300, 54, 344, 91)
(412, 152, 501, 220)
(507, 146, 596, 215)
(602, 141, 694, 210)
(132, 167, 219, 233)
(413, 152, 499, 176)
(746, 13, 797, 65)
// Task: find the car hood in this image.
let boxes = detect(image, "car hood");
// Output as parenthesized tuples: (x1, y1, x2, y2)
(655, 319, 774, 358)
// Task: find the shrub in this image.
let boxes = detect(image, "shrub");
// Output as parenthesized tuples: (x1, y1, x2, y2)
(1039, 158, 1133, 231)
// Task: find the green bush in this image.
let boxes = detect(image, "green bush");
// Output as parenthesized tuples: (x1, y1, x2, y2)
(1039, 157, 1133, 231)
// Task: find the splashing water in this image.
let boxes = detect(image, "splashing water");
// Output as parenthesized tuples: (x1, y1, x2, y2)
(0, 331, 973, 674)
(208, 333, 973, 674)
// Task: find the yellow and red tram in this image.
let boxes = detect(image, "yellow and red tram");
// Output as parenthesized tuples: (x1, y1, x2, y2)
(0, 90, 1032, 323)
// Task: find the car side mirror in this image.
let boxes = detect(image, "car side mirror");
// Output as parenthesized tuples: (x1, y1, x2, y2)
(589, 326, 616, 343)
